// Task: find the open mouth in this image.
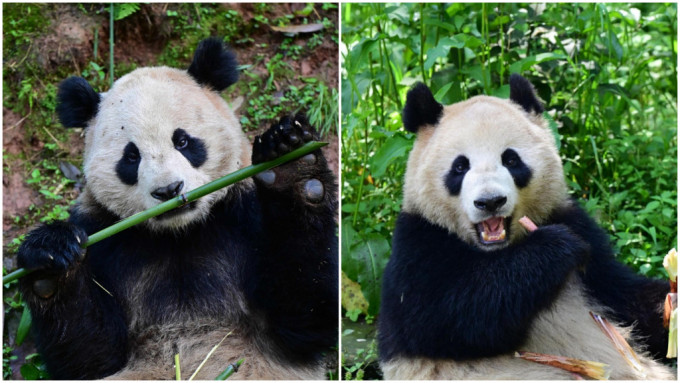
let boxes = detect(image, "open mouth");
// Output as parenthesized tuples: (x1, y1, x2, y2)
(476, 216, 510, 245)
(155, 201, 198, 220)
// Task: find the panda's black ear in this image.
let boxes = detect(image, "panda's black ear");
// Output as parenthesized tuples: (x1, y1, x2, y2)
(509, 74, 544, 114)
(188, 37, 239, 92)
(402, 82, 443, 133)
(56, 77, 101, 128)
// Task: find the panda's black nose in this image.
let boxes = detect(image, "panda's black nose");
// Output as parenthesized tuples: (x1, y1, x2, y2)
(151, 181, 184, 201)
(474, 196, 507, 212)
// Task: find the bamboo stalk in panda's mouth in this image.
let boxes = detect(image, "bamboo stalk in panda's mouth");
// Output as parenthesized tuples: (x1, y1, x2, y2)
(3, 141, 328, 285)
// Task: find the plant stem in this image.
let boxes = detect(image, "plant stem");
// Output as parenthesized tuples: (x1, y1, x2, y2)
(419, 3, 427, 85)
(3, 142, 326, 285)
(109, 3, 114, 88)
(175, 354, 181, 380)
(214, 359, 244, 380)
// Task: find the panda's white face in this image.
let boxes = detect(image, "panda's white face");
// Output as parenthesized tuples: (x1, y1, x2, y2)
(403, 95, 566, 250)
(82, 67, 250, 231)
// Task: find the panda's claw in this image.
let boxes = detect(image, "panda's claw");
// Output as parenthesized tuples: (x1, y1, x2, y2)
(277, 142, 290, 154)
(17, 221, 87, 298)
(301, 130, 314, 143)
(252, 113, 320, 164)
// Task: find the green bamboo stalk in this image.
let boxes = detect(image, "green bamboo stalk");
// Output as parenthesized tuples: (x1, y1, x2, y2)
(3, 141, 326, 285)
(109, 3, 114, 88)
(175, 353, 182, 380)
(215, 359, 244, 380)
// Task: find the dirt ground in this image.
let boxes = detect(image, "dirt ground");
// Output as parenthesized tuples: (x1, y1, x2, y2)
(3, 3, 338, 379)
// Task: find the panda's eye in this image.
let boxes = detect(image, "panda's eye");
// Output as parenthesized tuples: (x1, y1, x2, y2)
(452, 156, 469, 174)
(175, 136, 188, 150)
(502, 151, 520, 168)
(123, 143, 140, 163)
(126, 151, 139, 162)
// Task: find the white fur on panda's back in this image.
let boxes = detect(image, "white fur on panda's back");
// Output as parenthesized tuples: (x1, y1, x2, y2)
(80, 67, 252, 230)
(402, 95, 567, 247)
(381, 275, 674, 380)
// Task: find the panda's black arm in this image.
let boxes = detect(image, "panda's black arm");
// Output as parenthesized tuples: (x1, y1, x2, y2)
(379, 212, 588, 361)
(548, 201, 669, 359)
(246, 164, 338, 362)
(18, 209, 129, 379)
(243, 197, 338, 363)
(21, 269, 129, 379)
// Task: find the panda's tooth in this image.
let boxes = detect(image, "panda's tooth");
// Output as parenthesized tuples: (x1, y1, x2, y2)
(482, 231, 489, 242)
(499, 229, 506, 240)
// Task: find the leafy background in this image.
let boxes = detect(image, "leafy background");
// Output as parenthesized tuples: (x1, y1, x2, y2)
(341, 3, 677, 379)
(3, 3, 338, 379)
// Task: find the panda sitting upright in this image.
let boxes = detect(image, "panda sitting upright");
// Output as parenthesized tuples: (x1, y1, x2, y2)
(17, 38, 337, 380)
(378, 75, 674, 380)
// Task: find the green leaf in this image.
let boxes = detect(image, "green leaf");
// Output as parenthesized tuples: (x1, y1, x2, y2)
(353, 234, 391, 315)
(113, 3, 140, 21)
(385, 5, 409, 23)
(509, 52, 567, 74)
(16, 306, 32, 346)
(348, 37, 379, 74)
(341, 218, 361, 281)
(20, 364, 40, 380)
(543, 112, 561, 149)
(424, 37, 465, 71)
(369, 134, 413, 178)
(434, 82, 455, 102)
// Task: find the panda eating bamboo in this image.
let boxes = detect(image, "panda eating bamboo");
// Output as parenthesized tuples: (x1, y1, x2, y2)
(17, 37, 337, 380)
(378, 75, 674, 380)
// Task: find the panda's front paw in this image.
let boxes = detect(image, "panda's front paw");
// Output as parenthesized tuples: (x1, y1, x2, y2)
(252, 113, 318, 164)
(17, 222, 88, 299)
(251, 114, 328, 204)
(533, 224, 590, 265)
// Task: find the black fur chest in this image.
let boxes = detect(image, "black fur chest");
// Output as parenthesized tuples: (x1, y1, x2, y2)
(76, 195, 262, 329)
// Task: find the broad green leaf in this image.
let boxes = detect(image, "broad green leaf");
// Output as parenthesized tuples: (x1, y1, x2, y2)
(385, 5, 410, 23)
(353, 234, 391, 315)
(424, 37, 465, 71)
(369, 134, 413, 178)
(20, 364, 40, 380)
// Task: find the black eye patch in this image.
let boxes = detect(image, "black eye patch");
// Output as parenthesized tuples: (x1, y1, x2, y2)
(172, 128, 207, 168)
(501, 148, 532, 188)
(116, 142, 141, 185)
(445, 155, 470, 196)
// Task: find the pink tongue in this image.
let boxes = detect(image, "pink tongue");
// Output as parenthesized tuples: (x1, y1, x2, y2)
(483, 217, 504, 235)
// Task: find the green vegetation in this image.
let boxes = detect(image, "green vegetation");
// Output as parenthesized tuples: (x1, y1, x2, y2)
(3, 3, 337, 379)
(342, 2, 677, 377)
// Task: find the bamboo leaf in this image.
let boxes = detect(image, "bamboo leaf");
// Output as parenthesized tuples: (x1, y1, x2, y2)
(16, 306, 32, 346)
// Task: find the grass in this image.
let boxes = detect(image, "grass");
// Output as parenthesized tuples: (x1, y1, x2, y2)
(341, 2, 677, 375)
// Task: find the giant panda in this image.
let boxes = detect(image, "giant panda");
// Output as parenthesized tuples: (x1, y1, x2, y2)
(377, 74, 674, 380)
(16, 37, 337, 380)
